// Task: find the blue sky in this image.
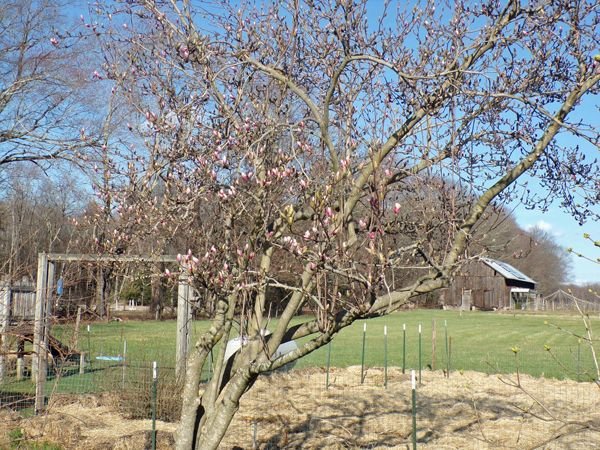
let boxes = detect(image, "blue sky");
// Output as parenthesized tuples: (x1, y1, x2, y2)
(68, 1, 598, 285)
(513, 95, 599, 285)
(515, 204, 598, 285)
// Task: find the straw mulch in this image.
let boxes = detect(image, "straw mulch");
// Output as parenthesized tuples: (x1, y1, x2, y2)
(1, 367, 599, 449)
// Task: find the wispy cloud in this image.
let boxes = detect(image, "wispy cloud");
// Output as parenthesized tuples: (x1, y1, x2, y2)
(525, 220, 563, 237)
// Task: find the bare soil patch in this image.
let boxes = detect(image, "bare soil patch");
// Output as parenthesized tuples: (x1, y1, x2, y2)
(2, 368, 598, 449)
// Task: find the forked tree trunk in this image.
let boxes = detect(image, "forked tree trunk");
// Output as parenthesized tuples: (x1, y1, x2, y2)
(194, 369, 255, 450)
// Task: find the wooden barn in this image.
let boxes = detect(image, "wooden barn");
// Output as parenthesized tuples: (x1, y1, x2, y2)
(439, 258, 537, 310)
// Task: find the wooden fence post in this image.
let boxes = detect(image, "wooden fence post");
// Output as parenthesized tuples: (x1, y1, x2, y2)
(176, 276, 192, 381)
(33, 253, 49, 414)
(0, 282, 11, 381)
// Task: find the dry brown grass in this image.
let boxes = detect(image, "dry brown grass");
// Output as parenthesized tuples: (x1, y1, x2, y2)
(1, 367, 599, 449)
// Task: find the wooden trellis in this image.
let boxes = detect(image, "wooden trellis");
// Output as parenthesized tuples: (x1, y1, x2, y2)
(26, 253, 192, 414)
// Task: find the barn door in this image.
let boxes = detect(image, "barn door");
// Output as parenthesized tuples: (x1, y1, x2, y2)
(461, 289, 472, 310)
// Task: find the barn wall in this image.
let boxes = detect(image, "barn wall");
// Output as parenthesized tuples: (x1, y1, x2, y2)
(442, 261, 510, 309)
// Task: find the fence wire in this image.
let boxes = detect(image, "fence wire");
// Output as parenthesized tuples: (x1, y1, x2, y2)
(1, 328, 599, 449)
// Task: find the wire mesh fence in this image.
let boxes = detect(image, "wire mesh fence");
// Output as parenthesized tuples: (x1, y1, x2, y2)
(1, 319, 599, 449)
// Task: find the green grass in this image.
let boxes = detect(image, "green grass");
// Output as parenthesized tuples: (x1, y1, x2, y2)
(2, 310, 598, 398)
(64, 310, 600, 380)
(293, 310, 598, 381)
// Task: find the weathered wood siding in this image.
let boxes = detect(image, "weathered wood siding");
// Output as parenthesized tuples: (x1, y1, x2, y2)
(0, 281, 36, 320)
(440, 261, 511, 309)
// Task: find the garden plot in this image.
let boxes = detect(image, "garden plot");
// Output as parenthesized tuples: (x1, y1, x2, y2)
(1, 368, 598, 449)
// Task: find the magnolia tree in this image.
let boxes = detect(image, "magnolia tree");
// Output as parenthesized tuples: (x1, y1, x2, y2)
(85, 0, 600, 448)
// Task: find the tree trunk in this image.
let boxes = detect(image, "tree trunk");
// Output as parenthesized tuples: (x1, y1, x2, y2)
(151, 263, 166, 320)
(194, 369, 255, 450)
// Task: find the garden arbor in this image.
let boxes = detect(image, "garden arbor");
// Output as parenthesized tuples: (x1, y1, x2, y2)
(32, 252, 192, 414)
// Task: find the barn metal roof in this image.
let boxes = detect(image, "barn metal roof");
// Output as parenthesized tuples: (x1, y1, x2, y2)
(480, 258, 536, 285)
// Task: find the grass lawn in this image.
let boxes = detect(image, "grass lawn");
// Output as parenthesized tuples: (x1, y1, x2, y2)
(2, 310, 598, 398)
(61, 310, 599, 379)
(294, 310, 598, 381)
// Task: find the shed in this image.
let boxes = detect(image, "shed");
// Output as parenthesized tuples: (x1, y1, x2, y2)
(1, 279, 36, 321)
(439, 258, 536, 310)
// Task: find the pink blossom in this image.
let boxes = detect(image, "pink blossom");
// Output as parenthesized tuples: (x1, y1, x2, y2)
(393, 203, 401, 214)
(178, 45, 190, 61)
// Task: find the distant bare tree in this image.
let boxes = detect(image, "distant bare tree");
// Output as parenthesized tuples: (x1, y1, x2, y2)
(0, 0, 99, 171)
(0, 165, 85, 280)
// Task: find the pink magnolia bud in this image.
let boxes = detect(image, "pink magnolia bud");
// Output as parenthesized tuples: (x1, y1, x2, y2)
(178, 45, 190, 61)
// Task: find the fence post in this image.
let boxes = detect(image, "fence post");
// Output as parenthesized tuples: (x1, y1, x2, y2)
(411, 369, 417, 450)
(152, 361, 157, 450)
(74, 306, 82, 349)
(418, 324, 422, 385)
(445, 320, 449, 378)
(122, 339, 127, 389)
(431, 319, 436, 371)
(0, 282, 11, 382)
(176, 276, 191, 381)
(360, 322, 367, 384)
(34, 253, 49, 414)
(325, 340, 331, 389)
(384, 325, 388, 388)
(402, 323, 406, 374)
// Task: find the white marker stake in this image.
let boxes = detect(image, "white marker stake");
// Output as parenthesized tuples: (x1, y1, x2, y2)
(411, 369, 417, 448)
(151, 361, 157, 449)
(403, 323, 406, 331)
(87, 325, 90, 332)
(418, 324, 422, 385)
(364, 322, 367, 332)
